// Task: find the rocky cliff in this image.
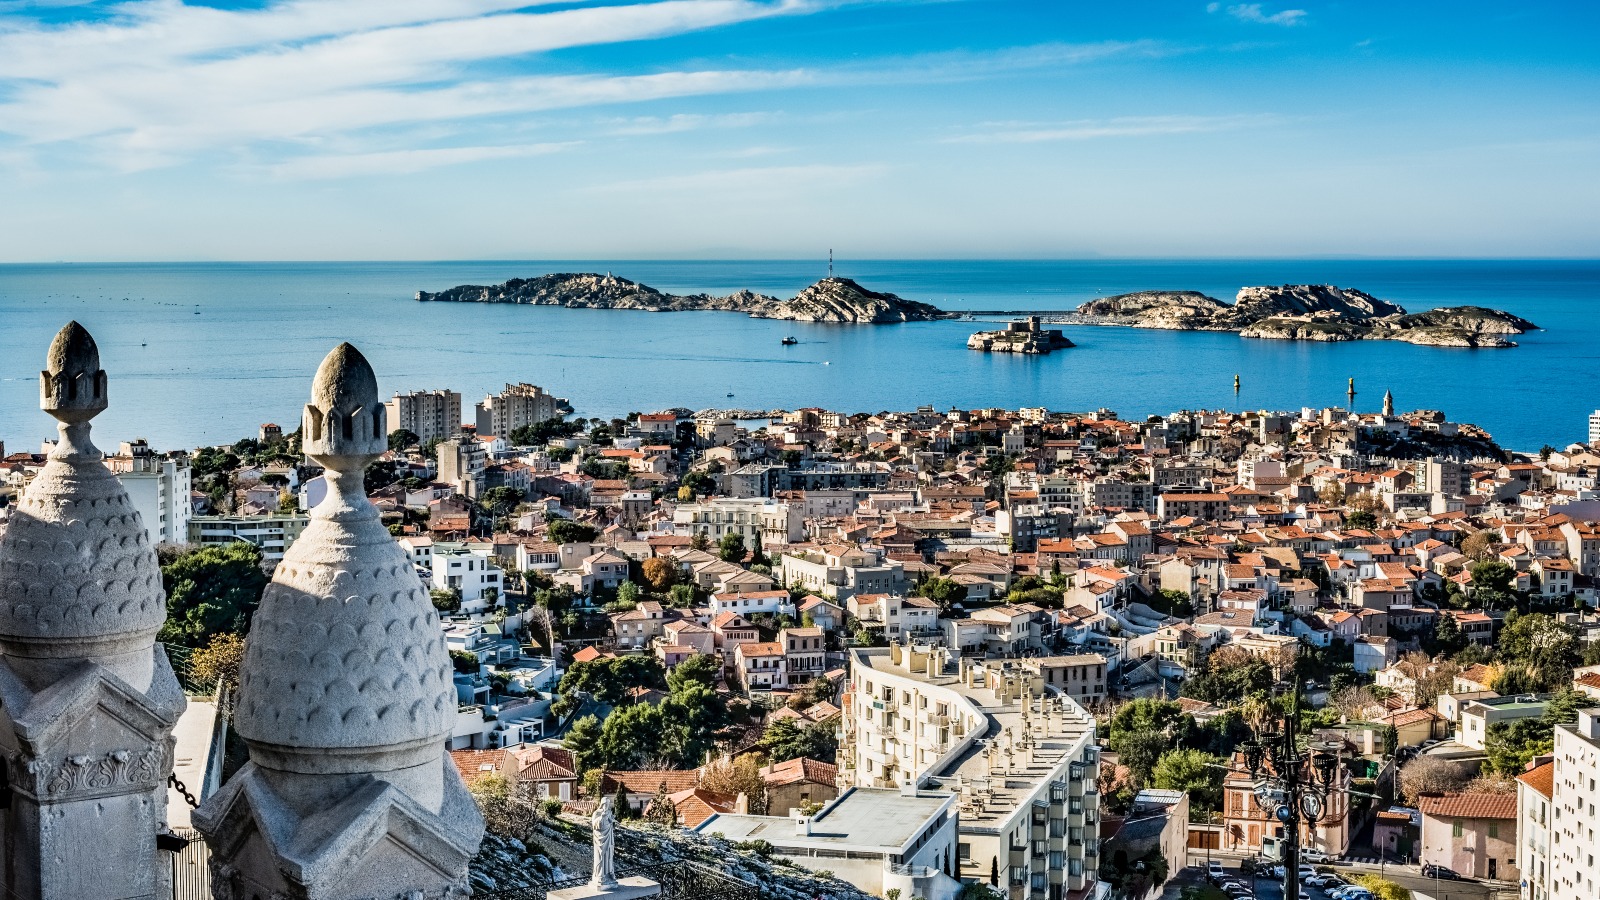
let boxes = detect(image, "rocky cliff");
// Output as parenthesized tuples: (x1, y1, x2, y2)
(417, 273, 951, 324)
(1074, 284, 1536, 348)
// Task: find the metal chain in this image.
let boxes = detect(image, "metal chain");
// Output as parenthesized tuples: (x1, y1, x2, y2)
(169, 772, 199, 809)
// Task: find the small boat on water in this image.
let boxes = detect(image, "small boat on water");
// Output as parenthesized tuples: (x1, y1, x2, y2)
(781, 336, 798, 345)
(726, 392, 735, 398)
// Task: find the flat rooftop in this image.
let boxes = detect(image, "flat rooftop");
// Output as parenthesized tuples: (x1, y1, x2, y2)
(853, 649, 1095, 829)
(698, 787, 948, 851)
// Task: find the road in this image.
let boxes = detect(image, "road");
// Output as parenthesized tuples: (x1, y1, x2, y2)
(1177, 860, 1513, 900)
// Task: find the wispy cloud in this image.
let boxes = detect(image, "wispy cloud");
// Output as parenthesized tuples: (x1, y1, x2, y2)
(266, 141, 579, 180)
(602, 112, 778, 136)
(942, 114, 1272, 144)
(1207, 2, 1308, 26)
(587, 163, 885, 194)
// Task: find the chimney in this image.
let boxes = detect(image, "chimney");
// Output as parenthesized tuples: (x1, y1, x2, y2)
(795, 814, 812, 835)
(1581, 709, 1600, 740)
(900, 777, 918, 797)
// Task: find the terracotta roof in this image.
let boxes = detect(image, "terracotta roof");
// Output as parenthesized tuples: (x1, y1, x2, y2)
(1517, 761, 1555, 800)
(449, 749, 504, 784)
(1416, 792, 1516, 820)
(1382, 707, 1443, 727)
(505, 745, 578, 781)
(660, 788, 739, 828)
(1576, 672, 1600, 690)
(761, 756, 838, 787)
(601, 770, 700, 795)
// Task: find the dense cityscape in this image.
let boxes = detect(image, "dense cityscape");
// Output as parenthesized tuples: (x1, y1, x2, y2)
(6, 323, 1600, 900)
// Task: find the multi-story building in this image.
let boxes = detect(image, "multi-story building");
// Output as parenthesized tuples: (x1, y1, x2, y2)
(186, 512, 310, 570)
(437, 437, 486, 499)
(1517, 761, 1553, 900)
(429, 544, 503, 612)
(384, 389, 462, 445)
(1221, 744, 1352, 858)
(780, 545, 907, 601)
(673, 497, 805, 546)
(1590, 409, 1600, 446)
(106, 440, 191, 545)
(474, 383, 561, 440)
(841, 644, 1103, 900)
(780, 625, 826, 685)
(1544, 708, 1600, 898)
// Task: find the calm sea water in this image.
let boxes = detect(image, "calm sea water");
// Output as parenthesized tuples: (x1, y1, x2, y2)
(0, 260, 1595, 453)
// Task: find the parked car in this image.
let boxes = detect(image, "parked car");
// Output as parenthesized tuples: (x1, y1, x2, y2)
(1332, 887, 1373, 900)
(1224, 883, 1252, 898)
(1307, 874, 1344, 889)
(1421, 864, 1461, 880)
(1208, 861, 1228, 884)
(1262, 865, 1286, 880)
(1297, 865, 1318, 881)
(1300, 849, 1329, 863)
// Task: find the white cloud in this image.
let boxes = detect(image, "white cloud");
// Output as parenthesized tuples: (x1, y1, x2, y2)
(587, 163, 885, 194)
(1222, 3, 1307, 26)
(602, 112, 777, 136)
(266, 141, 579, 180)
(942, 114, 1271, 144)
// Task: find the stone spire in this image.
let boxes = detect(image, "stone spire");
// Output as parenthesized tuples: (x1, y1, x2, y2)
(195, 343, 482, 900)
(1382, 389, 1394, 417)
(0, 321, 186, 900)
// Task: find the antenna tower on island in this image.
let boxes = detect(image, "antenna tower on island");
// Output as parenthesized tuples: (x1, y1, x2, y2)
(828, 249, 833, 279)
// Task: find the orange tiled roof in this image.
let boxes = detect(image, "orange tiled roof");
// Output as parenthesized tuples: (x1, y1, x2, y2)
(1517, 761, 1555, 800)
(1416, 792, 1516, 820)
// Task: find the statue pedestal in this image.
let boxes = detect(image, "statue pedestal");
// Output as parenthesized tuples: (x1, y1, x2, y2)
(551, 876, 662, 900)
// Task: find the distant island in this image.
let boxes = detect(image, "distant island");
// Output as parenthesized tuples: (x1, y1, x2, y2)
(417, 273, 952, 324)
(968, 316, 1075, 354)
(1068, 284, 1538, 348)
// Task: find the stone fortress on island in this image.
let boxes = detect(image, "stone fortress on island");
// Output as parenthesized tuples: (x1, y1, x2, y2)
(967, 316, 1075, 354)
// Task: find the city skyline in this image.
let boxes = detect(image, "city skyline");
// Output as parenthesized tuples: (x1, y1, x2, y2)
(1, 0, 1597, 261)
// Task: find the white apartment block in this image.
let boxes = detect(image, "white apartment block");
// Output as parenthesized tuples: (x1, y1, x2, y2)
(475, 383, 561, 440)
(1544, 709, 1600, 900)
(385, 389, 462, 444)
(781, 545, 907, 601)
(1590, 409, 1600, 446)
(1518, 760, 1553, 900)
(430, 544, 503, 612)
(673, 497, 805, 546)
(106, 441, 191, 546)
(843, 644, 1104, 900)
(186, 513, 310, 569)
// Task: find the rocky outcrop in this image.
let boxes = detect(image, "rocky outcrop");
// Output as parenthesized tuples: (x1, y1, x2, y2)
(418, 274, 951, 324)
(1073, 290, 1229, 330)
(1074, 284, 1536, 348)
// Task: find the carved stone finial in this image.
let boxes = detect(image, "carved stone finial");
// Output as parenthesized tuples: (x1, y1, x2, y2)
(40, 321, 109, 458)
(302, 342, 385, 463)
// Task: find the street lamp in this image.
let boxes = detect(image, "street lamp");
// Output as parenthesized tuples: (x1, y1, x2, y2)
(1236, 683, 1344, 900)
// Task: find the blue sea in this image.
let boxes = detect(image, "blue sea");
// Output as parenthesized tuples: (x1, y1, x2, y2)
(0, 260, 1595, 453)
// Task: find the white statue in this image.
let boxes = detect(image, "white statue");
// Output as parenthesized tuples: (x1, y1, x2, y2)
(592, 795, 619, 889)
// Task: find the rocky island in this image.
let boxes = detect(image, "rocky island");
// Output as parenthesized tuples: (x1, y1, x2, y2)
(1070, 284, 1536, 347)
(968, 316, 1075, 354)
(417, 273, 953, 324)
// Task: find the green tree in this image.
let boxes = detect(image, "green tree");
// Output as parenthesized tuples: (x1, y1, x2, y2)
(564, 714, 604, 772)
(1116, 730, 1169, 786)
(479, 486, 524, 522)
(667, 653, 723, 693)
(762, 717, 839, 763)
(668, 583, 696, 607)
(1469, 560, 1517, 609)
(1151, 749, 1224, 813)
(598, 703, 687, 770)
(1107, 699, 1187, 747)
(158, 542, 269, 647)
(662, 682, 730, 765)
(718, 532, 747, 563)
(387, 428, 420, 452)
(616, 581, 642, 606)
(914, 576, 967, 609)
(547, 517, 598, 545)
(646, 781, 678, 828)
(1346, 509, 1378, 530)
(1499, 612, 1578, 690)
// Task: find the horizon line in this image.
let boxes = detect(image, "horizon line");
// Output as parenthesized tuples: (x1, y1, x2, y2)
(4, 255, 1600, 266)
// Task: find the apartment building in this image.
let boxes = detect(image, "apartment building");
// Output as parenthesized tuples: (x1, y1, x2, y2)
(106, 440, 191, 545)
(385, 389, 462, 444)
(1543, 708, 1600, 899)
(430, 544, 503, 611)
(186, 512, 310, 570)
(842, 644, 1102, 900)
(780, 545, 907, 601)
(474, 383, 561, 439)
(673, 497, 805, 546)
(436, 437, 486, 499)
(1517, 761, 1553, 900)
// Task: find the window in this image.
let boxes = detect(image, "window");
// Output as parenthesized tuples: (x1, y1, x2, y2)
(1453, 822, 1463, 838)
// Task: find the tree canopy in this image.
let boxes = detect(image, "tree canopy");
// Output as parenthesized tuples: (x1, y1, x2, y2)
(158, 541, 269, 647)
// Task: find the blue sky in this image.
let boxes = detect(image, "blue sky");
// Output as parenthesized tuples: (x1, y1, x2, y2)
(1, 0, 1596, 260)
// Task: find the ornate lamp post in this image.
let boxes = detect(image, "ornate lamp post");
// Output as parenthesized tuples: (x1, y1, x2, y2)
(1237, 685, 1345, 900)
